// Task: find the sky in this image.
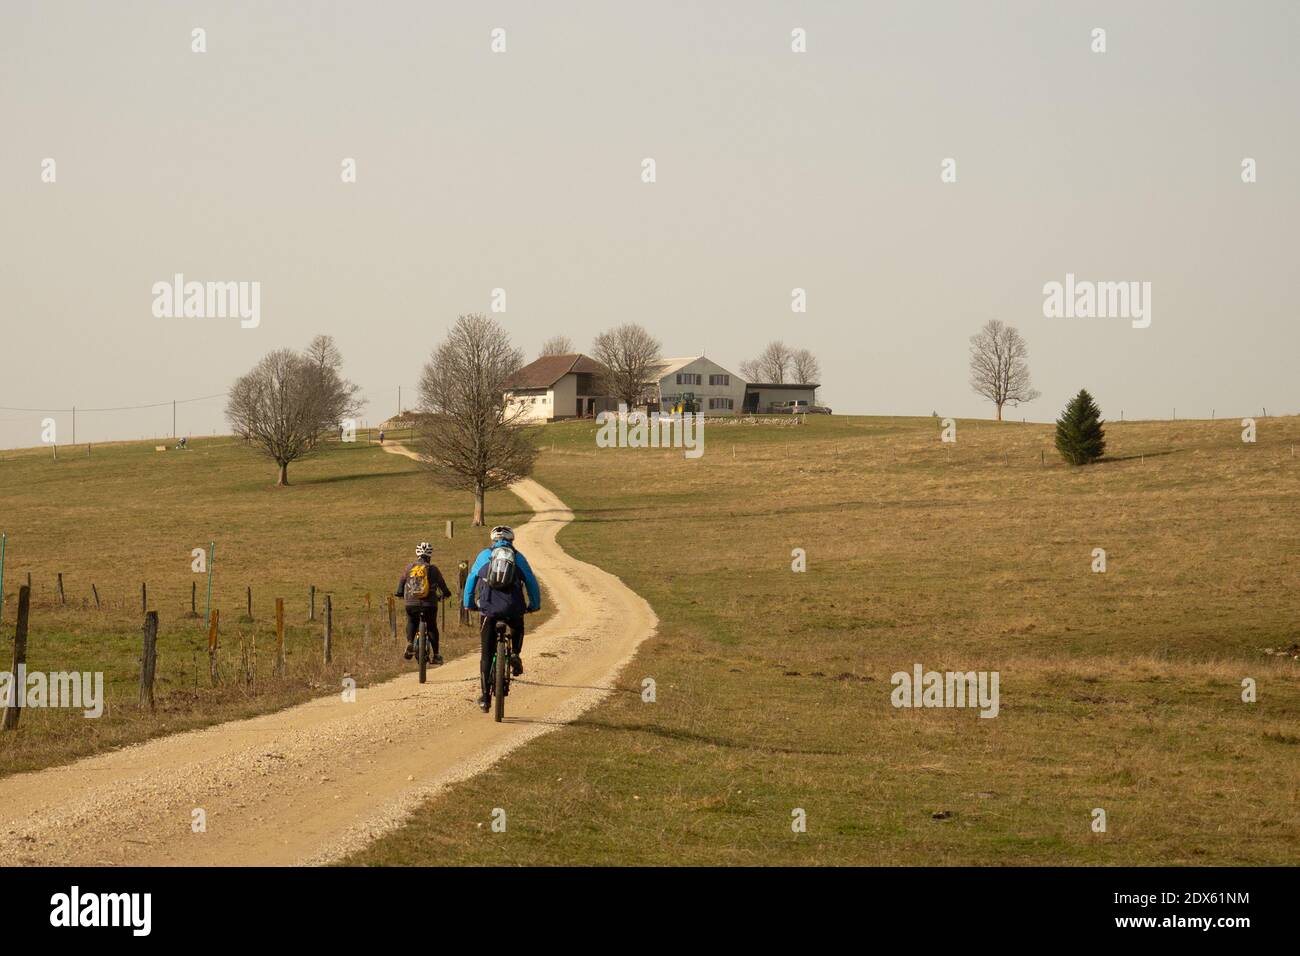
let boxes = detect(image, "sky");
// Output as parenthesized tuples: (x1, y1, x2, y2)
(2, 0, 1297, 448)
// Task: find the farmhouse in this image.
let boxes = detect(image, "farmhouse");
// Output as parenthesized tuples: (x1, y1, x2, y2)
(648, 357, 745, 415)
(742, 381, 821, 413)
(503, 353, 616, 423)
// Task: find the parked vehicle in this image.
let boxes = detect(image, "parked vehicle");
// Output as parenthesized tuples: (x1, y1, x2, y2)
(768, 400, 832, 415)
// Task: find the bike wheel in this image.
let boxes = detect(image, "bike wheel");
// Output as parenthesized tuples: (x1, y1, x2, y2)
(494, 639, 507, 722)
(417, 627, 428, 684)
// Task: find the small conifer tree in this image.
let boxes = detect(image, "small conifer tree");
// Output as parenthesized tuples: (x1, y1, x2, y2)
(1055, 389, 1107, 465)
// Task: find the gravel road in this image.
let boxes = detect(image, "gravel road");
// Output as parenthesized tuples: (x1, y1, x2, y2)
(0, 455, 657, 866)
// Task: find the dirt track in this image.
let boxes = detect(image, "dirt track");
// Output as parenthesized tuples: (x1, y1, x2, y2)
(0, 453, 657, 865)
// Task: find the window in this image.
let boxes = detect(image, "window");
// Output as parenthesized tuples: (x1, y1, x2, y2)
(709, 397, 734, 410)
(709, 374, 730, 386)
(676, 373, 701, 385)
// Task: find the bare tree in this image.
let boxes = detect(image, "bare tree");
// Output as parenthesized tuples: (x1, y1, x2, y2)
(591, 323, 662, 410)
(227, 351, 327, 486)
(742, 341, 794, 383)
(227, 337, 362, 484)
(791, 348, 821, 385)
(417, 314, 537, 526)
(303, 334, 362, 448)
(305, 334, 342, 371)
(968, 320, 1041, 421)
(538, 335, 574, 357)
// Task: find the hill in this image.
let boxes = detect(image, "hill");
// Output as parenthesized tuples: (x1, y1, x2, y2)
(349, 413, 1300, 865)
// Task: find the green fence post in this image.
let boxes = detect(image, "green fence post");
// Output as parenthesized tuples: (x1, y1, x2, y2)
(0, 532, 7, 626)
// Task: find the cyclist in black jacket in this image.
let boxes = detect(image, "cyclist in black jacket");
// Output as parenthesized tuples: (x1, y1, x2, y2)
(396, 542, 451, 664)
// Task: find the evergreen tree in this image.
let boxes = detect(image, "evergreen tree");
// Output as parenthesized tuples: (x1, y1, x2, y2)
(1055, 389, 1106, 465)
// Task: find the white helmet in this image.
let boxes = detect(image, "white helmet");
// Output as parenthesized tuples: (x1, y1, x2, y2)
(415, 541, 433, 558)
(490, 526, 514, 543)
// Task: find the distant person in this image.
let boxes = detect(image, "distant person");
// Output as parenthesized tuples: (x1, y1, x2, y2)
(378, 429, 385, 445)
(396, 542, 450, 665)
(462, 526, 540, 713)
(175, 436, 188, 449)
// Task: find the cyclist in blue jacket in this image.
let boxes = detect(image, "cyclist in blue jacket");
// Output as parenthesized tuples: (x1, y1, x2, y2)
(463, 525, 541, 712)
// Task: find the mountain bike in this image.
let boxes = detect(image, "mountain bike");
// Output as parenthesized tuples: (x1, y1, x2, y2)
(415, 596, 449, 684)
(416, 617, 430, 684)
(487, 618, 511, 721)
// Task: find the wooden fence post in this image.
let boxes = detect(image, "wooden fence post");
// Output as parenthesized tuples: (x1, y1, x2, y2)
(446, 520, 454, 539)
(140, 611, 159, 711)
(3, 586, 31, 730)
(208, 609, 220, 685)
(275, 597, 285, 675)
(57, 572, 66, 605)
(323, 595, 333, 664)
(92, 584, 101, 609)
(190, 581, 197, 617)
(309, 585, 316, 621)
(246, 586, 253, 620)
(388, 595, 397, 640)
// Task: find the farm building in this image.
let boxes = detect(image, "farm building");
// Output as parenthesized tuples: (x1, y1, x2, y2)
(648, 357, 745, 415)
(742, 382, 821, 413)
(503, 353, 617, 422)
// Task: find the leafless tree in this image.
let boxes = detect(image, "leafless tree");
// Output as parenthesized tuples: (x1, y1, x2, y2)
(227, 351, 323, 486)
(305, 334, 342, 372)
(742, 341, 794, 383)
(417, 314, 537, 526)
(968, 319, 1041, 421)
(227, 346, 357, 486)
(591, 323, 662, 410)
(303, 334, 362, 448)
(538, 335, 574, 357)
(791, 348, 821, 385)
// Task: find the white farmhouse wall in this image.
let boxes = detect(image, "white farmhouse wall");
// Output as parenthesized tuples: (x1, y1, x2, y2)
(656, 357, 744, 415)
(505, 387, 554, 422)
(551, 374, 578, 418)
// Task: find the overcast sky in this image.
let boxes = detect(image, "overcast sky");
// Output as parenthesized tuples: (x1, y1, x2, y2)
(2, 0, 1296, 447)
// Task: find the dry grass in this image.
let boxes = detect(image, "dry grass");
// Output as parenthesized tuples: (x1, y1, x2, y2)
(350, 414, 1300, 865)
(0, 432, 548, 776)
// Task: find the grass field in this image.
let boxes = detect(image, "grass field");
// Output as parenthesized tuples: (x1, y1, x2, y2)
(0, 432, 547, 777)
(349, 413, 1300, 865)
